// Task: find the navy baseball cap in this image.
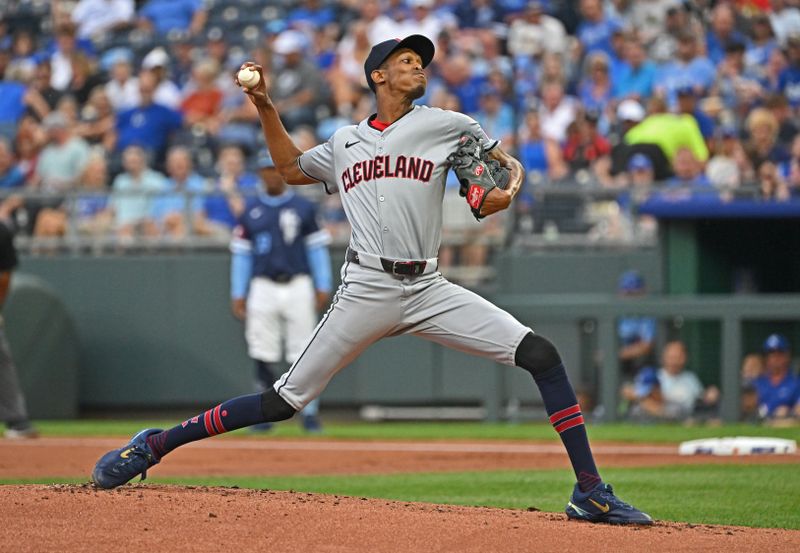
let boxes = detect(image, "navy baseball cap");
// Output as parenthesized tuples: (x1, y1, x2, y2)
(676, 84, 695, 97)
(364, 34, 435, 93)
(627, 153, 653, 172)
(763, 333, 790, 353)
(618, 269, 645, 293)
(256, 150, 276, 170)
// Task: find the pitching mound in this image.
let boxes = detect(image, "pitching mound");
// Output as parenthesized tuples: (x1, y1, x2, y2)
(2, 484, 798, 552)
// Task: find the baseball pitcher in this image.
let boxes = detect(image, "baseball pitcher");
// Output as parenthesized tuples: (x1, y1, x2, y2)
(92, 34, 652, 526)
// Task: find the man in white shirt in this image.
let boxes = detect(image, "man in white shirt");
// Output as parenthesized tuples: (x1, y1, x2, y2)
(624, 340, 719, 420)
(538, 80, 579, 142)
(71, 0, 135, 39)
(508, 2, 568, 58)
(401, 0, 454, 43)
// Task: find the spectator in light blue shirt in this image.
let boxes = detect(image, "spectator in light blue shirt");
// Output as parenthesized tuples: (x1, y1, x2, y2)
(138, 0, 207, 36)
(150, 146, 206, 238)
(110, 145, 168, 238)
(654, 32, 716, 109)
(576, 0, 622, 59)
(470, 86, 516, 152)
(612, 37, 656, 101)
(745, 15, 778, 81)
(617, 270, 657, 379)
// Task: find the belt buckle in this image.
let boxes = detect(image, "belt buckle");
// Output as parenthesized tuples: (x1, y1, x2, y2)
(393, 260, 426, 276)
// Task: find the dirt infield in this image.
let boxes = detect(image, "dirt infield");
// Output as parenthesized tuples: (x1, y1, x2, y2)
(2, 437, 799, 552)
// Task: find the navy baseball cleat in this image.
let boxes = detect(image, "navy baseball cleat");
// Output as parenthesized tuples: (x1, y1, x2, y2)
(565, 482, 653, 525)
(91, 428, 163, 489)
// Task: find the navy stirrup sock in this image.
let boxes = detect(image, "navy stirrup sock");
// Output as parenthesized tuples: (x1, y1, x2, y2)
(147, 393, 267, 460)
(533, 364, 601, 493)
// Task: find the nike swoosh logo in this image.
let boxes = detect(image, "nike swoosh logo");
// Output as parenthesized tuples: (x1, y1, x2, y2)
(589, 499, 610, 513)
(120, 448, 133, 459)
(345, 141, 360, 149)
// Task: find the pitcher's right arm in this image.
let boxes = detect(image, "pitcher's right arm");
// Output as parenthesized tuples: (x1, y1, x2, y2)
(237, 62, 317, 185)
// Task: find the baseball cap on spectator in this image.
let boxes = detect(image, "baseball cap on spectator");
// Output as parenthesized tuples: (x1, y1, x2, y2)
(618, 269, 645, 293)
(409, 0, 434, 7)
(256, 150, 275, 170)
(100, 47, 134, 72)
(364, 35, 435, 92)
(634, 367, 659, 398)
(142, 47, 170, 70)
(763, 334, 790, 353)
(273, 30, 306, 55)
(42, 112, 69, 131)
(617, 99, 645, 122)
(676, 84, 695, 97)
(627, 153, 653, 172)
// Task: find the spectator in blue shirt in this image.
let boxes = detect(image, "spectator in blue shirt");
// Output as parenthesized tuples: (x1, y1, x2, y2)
(115, 70, 183, 163)
(576, 0, 622, 59)
(745, 14, 778, 81)
(664, 148, 712, 192)
(613, 36, 656, 101)
(777, 34, 800, 106)
(754, 334, 800, 420)
(0, 138, 24, 189)
(676, 85, 715, 142)
(716, 40, 763, 112)
(577, 52, 613, 114)
(0, 80, 29, 140)
(705, 3, 747, 65)
(617, 270, 657, 379)
(441, 53, 485, 115)
(287, 0, 336, 31)
(138, 0, 207, 37)
(654, 32, 716, 109)
(195, 145, 258, 237)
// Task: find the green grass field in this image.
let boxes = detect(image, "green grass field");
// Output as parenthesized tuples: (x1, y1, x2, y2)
(31, 419, 800, 442)
(3, 421, 799, 529)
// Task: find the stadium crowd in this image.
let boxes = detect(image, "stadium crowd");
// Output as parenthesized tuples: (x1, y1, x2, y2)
(1, 0, 800, 250)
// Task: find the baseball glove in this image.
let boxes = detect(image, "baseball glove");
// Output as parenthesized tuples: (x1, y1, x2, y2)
(447, 133, 509, 220)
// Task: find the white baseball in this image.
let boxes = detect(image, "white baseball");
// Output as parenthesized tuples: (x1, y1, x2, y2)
(237, 67, 260, 89)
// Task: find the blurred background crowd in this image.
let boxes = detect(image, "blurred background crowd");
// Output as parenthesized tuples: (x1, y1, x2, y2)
(1, 0, 800, 258)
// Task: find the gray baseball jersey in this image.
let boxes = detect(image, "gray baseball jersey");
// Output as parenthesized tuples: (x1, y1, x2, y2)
(275, 105, 531, 409)
(298, 105, 497, 260)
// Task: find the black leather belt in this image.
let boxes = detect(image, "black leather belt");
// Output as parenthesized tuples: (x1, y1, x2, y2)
(269, 273, 293, 283)
(346, 248, 428, 277)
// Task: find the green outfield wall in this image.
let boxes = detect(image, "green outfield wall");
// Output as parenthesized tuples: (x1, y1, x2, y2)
(10, 248, 662, 418)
